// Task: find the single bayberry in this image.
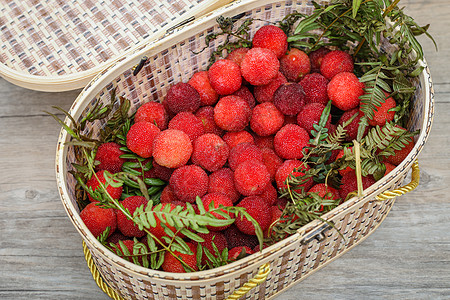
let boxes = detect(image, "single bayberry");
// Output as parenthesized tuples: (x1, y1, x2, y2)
(240, 47, 280, 86)
(279, 48, 311, 82)
(252, 25, 288, 59)
(208, 59, 242, 95)
(164, 82, 201, 114)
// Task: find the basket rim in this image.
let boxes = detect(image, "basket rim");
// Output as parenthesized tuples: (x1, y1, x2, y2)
(55, 0, 435, 281)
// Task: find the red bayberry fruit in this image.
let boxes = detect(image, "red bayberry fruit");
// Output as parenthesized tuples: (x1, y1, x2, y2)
(253, 134, 275, 150)
(274, 124, 310, 159)
(195, 106, 224, 136)
(235, 196, 272, 235)
(250, 102, 285, 137)
(196, 232, 228, 265)
(308, 184, 339, 200)
(188, 70, 219, 106)
(208, 168, 240, 204)
(309, 47, 331, 73)
(296, 102, 331, 134)
(252, 25, 288, 59)
(364, 92, 397, 127)
(80, 202, 117, 238)
(254, 71, 287, 104)
(232, 85, 256, 108)
(384, 135, 415, 166)
(335, 148, 354, 176)
(279, 48, 311, 82)
(339, 172, 376, 200)
(152, 129, 193, 168)
(383, 161, 396, 176)
(164, 82, 201, 114)
(192, 133, 230, 172)
(276, 198, 288, 210)
(283, 115, 298, 125)
(226, 47, 249, 66)
(86, 170, 123, 202)
(169, 165, 209, 203)
(162, 242, 198, 273)
(106, 231, 127, 245)
(300, 73, 329, 105)
(273, 82, 307, 116)
(228, 142, 264, 171)
(214, 95, 251, 132)
(222, 130, 255, 149)
(160, 185, 178, 203)
(328, 72, 365, 111)
(337, 108, 369, 142)
(208, 59, 242, 95)
(114, 240, 142, 263)
(95, 142, 126, 173)
(234, 160, 271, 196)
(320, 50, 354, 80)
(117, 196, 148, 238)
(260, 147, 283, 181)
(168, 111, 205, 142)
(257, 182, 278, 206)
(264, 205, 283, 238)
(223, 225, 259, 249)
(228, 246, 254, 261)
(147, 203, 179, 244)
(134, 101, 169, 130)
(150, 159, 174, 181)
(240, 47, 280, 86)
(126, 121, 161, 158)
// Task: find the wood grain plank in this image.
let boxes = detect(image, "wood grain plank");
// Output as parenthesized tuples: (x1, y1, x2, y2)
(403, 0, 450, 87)
(0, 78, 108, 299)
(0, 1, 449, 299)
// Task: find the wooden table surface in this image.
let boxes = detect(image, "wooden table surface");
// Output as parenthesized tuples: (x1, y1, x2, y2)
(1, 1, 449, 299)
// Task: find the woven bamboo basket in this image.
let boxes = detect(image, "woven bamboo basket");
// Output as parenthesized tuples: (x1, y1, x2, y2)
(55, 0, 434, 299)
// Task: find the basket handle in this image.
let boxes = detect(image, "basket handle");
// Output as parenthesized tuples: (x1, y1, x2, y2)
(226, 263, 271, 300)
(375, 159, 420, 201)
(83, 241, 124, 300)
(83, 241, 270, 300)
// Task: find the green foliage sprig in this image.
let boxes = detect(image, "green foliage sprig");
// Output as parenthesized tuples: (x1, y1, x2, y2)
(197, 241, 230, 270)
(100, 89, 132, 143)
(194, 14, 255, 67)
(268, 191, 340, 243)
(338, 121, 418, 180)
(299, 102, 358, 186)
(283, 0, 435, 137)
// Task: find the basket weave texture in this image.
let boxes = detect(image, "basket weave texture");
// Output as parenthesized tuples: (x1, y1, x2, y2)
(0, 0, 230, 91)
(55, 0, 434, 299)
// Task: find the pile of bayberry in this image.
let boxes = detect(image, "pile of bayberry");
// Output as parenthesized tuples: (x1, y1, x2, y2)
(79, 24, 414, 273)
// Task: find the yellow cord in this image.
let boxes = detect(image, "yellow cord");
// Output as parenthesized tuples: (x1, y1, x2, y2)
(376, 159, 420, 201)
(225, 263, 271, 300)
(83, 241, 124, 300)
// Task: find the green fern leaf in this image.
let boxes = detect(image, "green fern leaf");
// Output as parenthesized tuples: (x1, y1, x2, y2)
(179, 228, 205, 243)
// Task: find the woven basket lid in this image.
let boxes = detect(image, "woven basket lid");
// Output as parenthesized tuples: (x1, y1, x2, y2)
(0, 0, 230, 92)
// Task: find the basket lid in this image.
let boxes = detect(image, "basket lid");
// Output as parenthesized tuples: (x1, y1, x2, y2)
(0, 0, 230, 92)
